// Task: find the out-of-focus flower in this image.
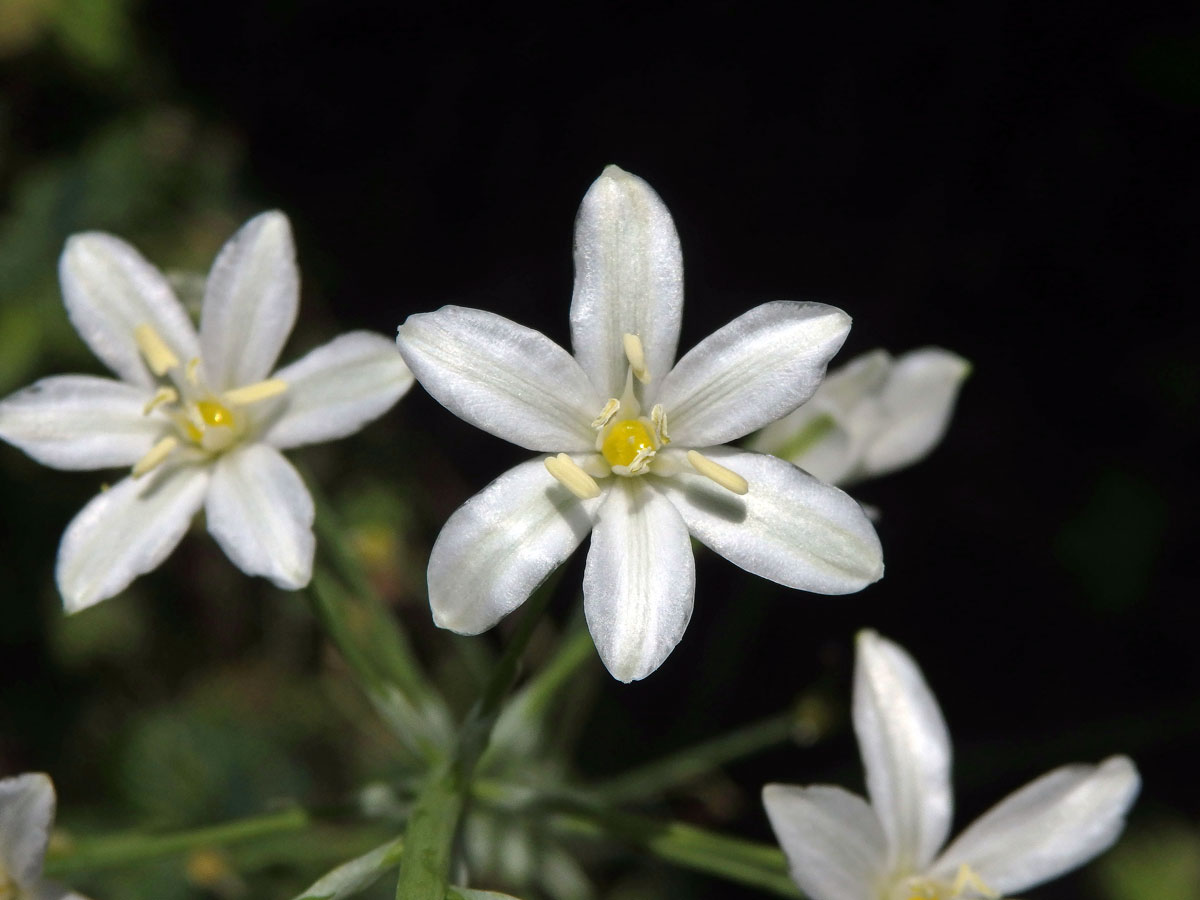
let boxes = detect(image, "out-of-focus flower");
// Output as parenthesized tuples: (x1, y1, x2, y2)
(0, 212, 413, 612)
(748, 349, 969, 486)
(0, 772, 90, 900)
(396, 165, 882, 683)
(763, 630, 1140, 900)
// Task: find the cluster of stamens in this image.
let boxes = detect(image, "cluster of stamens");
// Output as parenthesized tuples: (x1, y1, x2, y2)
(890, 865, 998, 900)
(130, 323, 287, 479)
(543, 333, 749, 500)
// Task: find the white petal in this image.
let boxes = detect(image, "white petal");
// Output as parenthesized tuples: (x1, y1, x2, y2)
(0, 773, 54, 888)
(657, 301, 852, 446)
(0, 375, 161, 470)
(860, 348, 970, 478)
(258, 331, 414, 449)
(199, 211, 299, 390)
(205, 443, 314, 589)
(583, 479, 695, 682)
(56, 466, 209, 613)
(429, 457, 602, 633)
(853, 630, 953, 872)
(59, 233, 199, 387)
(655, 448, 883, 594)
(763, 784, 888, 900)
(397, 306, 601, 452)
(569, 165, 684, 398)
(930, 756, 1140, 896)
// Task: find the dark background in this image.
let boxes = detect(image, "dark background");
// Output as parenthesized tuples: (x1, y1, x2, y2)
(1, 2, 1197, 898)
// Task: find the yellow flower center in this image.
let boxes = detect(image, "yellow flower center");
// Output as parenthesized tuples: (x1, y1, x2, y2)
(601, 419, 657, 468)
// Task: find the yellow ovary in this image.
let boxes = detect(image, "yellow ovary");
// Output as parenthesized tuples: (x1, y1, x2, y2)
(601, 419, 656, 468)
(196, 400, 234, 428)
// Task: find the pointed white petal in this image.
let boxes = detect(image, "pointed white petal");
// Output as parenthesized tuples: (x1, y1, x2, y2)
(763, 784, 888, 900)
(56, 467, 208, 613)
(258, 331, 413, 449)
(206, 443, 315, 589)
(860, 348, 970, 478)
(853, 630, 953, 872)
(0, 773, 54, 888)
(428, 457, 602, 633)
(656, 448, 883, 593)
(397, 306, 601, 452)
(59, 233, 199, 387)
(583, 479, 694, 682)
(199, 211, 299, 390)
(657, 301, 852, 446)
(0, 375, 161, 470)
(930, 756, 1140, 896)
(569, 165, 684, 398)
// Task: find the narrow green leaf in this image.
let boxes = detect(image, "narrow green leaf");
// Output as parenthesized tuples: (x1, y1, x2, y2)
(292, 836, 404, 900)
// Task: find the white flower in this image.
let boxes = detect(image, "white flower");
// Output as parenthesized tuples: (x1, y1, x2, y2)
(749, 348, 970, 486)
(0, 212, 413, 612)
(0, 773, 90, 900)
(395, 165, 883, 683)
(763, 630, 1140, 900)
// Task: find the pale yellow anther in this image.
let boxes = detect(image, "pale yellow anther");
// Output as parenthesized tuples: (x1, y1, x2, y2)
(134, 324, 179, 376)
(132, 435, 179, 478)
(222, 378, 288, 406)
(545, 453, 602, 500)
(142, 386, 179, 415)
(686, 450, 749, 495)
(951, 865, 997, 899)
(650, 403, 670, 444)
(185, 357, 201, 385)
(591, 398, 621, 430)
(626, 446, 656, 474)
(622, 333, 651, 383)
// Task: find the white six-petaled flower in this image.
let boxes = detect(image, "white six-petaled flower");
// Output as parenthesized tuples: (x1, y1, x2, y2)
(763, 630, 1140, 900)
(0, 773, 89, 900)
(749, 348, 970, 487)
(395, 165, 884, 683)
(0, 212, 413, 612)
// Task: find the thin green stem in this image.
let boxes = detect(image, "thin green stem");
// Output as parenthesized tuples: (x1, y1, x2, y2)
(44, 808, 310, 876)
(393, 583, 561, 900)
(547, 800, 801, 898)
(598, 712, 795, 802)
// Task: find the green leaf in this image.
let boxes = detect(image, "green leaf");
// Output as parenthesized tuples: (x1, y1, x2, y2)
(293, 837, 404, 900)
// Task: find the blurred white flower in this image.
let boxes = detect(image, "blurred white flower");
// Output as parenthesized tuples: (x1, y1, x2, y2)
(0, 772, 90, 900)
(396, 165, 883, 683)
(0, 212, 413, 612)
(763, 630, 1140, 900)
(749, 348, 969, 486)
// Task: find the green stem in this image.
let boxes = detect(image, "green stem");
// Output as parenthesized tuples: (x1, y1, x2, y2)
(44, 808, 310, 876)
(598, 712, 795, 802)
(393, 583, 560, 900)
(548, 801, 801, 898)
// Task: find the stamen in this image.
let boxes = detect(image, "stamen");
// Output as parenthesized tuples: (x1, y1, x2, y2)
(545, 453, 602, 500)
(650, 403, 670, 444)
(133, 436, 179, 478)
(627, 446, 656, 474)
(185, 357, 202, 386)
(142, 386, 179, 415)
(686, 450, 749, 495)
(223, 378, 288, 406)
(591, 398, 621, 430)
(950, 865, 997, 899)
(134, 324, 179, 376)
(622, 333, 651, 383)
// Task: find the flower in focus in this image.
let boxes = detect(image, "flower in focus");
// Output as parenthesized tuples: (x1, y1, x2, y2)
(0, 212, 413, 612)
(0, 772, 90, 900)
(749, 348, 969, 486)
(763, 630, 1140, 900)
(396, 165, 883, 683)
